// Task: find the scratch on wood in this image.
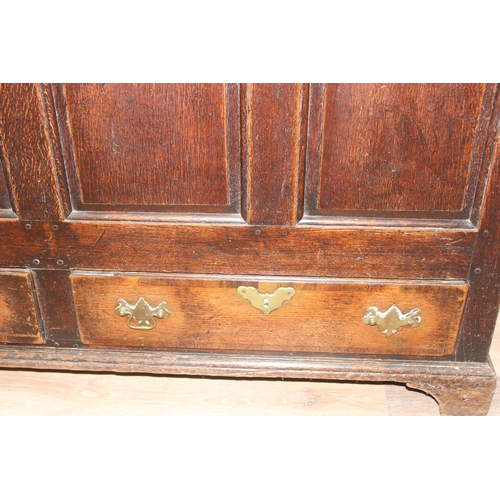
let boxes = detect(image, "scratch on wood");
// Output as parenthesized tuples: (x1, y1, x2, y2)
(94, 230, 106, 248)
(445, 239, 464, 247)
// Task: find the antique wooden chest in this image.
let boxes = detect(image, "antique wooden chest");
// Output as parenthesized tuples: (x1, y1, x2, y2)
(1, 83, 499, 415)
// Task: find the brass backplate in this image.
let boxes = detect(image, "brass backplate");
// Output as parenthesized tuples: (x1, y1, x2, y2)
(362, 304, 421, 336)
(115, 298, 170, 330)
(237, 286, 296, 314)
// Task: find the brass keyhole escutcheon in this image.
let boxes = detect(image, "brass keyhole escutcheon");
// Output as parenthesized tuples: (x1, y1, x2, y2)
(115, 298, 170, 330)
(362, 304, 421, 336)
(237, 286, 296, 314)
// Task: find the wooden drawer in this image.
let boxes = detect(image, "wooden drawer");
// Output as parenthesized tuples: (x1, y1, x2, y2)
(0, 270, 43, 345)
(70, 273, 468, 357)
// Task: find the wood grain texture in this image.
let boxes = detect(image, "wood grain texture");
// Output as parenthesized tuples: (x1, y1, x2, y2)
(305, 84, 490, 219)
(0, 146, 16, 219)
(70, 273, 467, 357)
(0, 83, 499, 416)
(0, 84, 63, 220)
(0, 370, 389, 416)
(0, 344, 493, 380)
(32, 270, 81, 347)
(246, 84, 302, 225)
(55, 84, 241, 215)
(0, 161, 12, 210)
(469, 85, 499, 226)
(455, 88, 500, 362)
(0, 270, 43, 344)
(0, 220, 476, 280)
(39, 84, 73, 218)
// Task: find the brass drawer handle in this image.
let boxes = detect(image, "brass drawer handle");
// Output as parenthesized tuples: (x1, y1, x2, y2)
(237, 286, 296, 314)
(115, 298, 170, 330)
(362, 305, 421, 336)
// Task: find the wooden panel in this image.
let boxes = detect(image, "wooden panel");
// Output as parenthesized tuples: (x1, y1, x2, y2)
(0, 84, 64, 221)
(56, 84, 241, 215)
(71, 273, 467, 357)
(0, 270, 43, 344)
(0, 161, 12, 210)
(305, 84, 490, 220)
(0, 220, 476, 280)
(245, 84, 303, 225)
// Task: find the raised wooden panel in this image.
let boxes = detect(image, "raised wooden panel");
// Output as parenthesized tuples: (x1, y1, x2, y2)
(304, 84, 494, 222)
(54, 84, 241, 218)
(71, 273, 467, 357)
(0, 270, 43, 345)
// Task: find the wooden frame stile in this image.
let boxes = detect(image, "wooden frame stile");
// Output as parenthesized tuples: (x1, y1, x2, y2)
(455, 84, 500, 362)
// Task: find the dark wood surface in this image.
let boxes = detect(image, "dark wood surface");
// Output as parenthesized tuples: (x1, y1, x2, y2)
(1, 83, 500, 415)
(0, 221, 476, 279)
(245, 84, 303, 226)
(0, 164, 11, 210)
(32, 270, 81, 347)
(70, 273, 467, 356)
(305, 84, 493, 219)
(54, 84, 241, 215)
(455, 87, 500, 361)
(0, 83, 64, 220)
(0, 270, 43, 344)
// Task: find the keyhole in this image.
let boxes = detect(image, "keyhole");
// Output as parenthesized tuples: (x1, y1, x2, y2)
(264, 298, 270, 308)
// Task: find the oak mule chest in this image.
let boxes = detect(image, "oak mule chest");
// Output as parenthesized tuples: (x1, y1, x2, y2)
(1, 83, 499, 415)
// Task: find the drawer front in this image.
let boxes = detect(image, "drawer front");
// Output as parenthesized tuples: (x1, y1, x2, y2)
(0, 270, 43, 344)
(71, 273, 468, 357)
